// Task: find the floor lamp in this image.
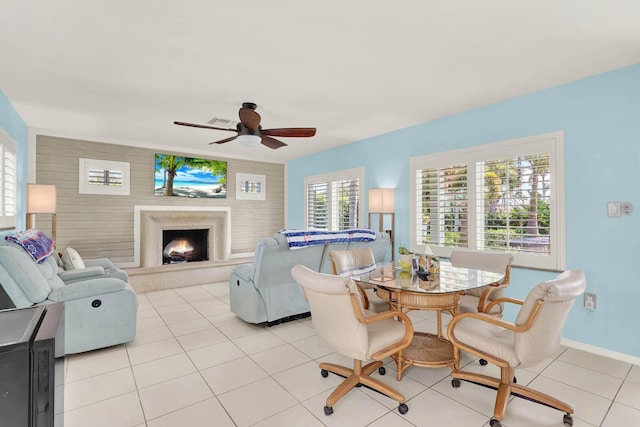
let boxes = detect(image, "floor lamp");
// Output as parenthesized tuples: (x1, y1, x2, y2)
(26, 184, 57, 242)
(368, 188, 395, 262)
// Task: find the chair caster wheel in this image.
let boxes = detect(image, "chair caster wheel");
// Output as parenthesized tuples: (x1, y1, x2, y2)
(451, 378, 461, 388)
(378, 366, 386, 375)
(563, 413, 573, 426)
(489, 418, 502, 427)
(479, 358, 488, 366)
(398, 403, 408, 414)
(321, 369, 328, 378)
(324, 406, 333, 416)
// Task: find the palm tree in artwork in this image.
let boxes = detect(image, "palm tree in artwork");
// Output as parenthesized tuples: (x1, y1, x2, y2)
(155, 154, 227, 196)
(156, 155, 185, 196)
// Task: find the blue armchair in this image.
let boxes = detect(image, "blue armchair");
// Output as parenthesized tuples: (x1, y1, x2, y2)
(0, 244, 137, 355)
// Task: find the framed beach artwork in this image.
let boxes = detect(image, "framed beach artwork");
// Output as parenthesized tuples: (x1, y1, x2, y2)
(155, 154, 227, 198)
(236, 173, 266, 200)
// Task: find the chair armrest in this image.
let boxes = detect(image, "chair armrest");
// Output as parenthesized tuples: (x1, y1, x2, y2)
(231, 264, 253, 282)
(354, 282, 370, 310)
(351, 296, 414, 360)
(477, 283, 508, 313)
(83, 258, 115, 269)
(447, 299, 544, 343)
(59, 266, 106, 282)
(47, 278, 126, 302)
(483, 296, 524, 314)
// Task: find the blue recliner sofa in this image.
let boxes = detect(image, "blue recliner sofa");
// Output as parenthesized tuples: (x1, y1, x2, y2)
(0, 244, 138, 355)
(229, 230, 390, 325)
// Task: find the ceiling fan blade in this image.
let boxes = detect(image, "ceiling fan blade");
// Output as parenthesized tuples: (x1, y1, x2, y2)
(239, 107, 261, 131)
(262, 128, 317, 138)
(261, 135, 287, 149)
(208, 135, 238, 145)
(174, 121, 236, 132)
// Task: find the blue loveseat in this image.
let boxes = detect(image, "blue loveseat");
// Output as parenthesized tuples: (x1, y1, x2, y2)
(229, 230, 390, 324)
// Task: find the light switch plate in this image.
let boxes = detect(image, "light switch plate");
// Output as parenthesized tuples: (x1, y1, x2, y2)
(608, 202, 621, 217)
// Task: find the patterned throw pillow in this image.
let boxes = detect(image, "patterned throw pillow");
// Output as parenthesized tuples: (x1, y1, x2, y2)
(60, 247, 86, 270)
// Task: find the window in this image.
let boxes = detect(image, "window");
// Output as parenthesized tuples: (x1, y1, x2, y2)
(304, 167, 364, 230)
(79, 158, 130, 195)
(0, 130, 17, 230)
(410, 131, 565, 270)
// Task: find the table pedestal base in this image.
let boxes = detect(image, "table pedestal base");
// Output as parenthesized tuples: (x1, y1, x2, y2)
(393, 332, 456, 380)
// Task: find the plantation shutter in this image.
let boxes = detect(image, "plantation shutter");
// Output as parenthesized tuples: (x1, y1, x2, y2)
(410, 131, 563, 270)
(333, 179, 359, 230)
(0, 135, 17, 229)
(476, 152, 551, 255)
(306, 182, 329, 229)
(415, 164, 468, 247)
(305, 174, 361, 231)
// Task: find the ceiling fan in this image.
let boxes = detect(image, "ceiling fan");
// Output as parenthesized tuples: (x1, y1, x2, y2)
(174, 102, 317, 149)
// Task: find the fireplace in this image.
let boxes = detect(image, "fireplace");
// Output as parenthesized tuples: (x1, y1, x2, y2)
(134, 205, 231, 268)
(162, 229, 208, 264)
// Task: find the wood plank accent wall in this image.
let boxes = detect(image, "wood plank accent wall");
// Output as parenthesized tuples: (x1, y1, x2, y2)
(35, 135, 285, 263)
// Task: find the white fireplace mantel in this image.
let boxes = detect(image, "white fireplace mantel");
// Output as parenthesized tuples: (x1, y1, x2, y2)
(131, 205, 231, 268)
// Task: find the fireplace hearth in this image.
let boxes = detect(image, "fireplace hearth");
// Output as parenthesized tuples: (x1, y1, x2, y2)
(162, 229, 208, 264)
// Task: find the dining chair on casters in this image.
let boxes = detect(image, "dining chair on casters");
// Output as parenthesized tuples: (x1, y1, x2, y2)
(446, 270, 586, 427)
(291, 264, 414, 416)
(450, 249, 514, 316)
(328, 247, 391, 312)
(450, 250, 514, 367)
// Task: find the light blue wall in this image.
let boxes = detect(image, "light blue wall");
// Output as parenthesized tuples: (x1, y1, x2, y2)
(0, 89, 28, 235)
(288, 63, 640, 357)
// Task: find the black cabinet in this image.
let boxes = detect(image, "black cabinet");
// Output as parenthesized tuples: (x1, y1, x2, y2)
(0, 303, 64, 427)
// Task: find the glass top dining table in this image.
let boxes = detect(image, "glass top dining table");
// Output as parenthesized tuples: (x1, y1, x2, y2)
(357, 260, 506, 295)
(355, 260, 506, 379)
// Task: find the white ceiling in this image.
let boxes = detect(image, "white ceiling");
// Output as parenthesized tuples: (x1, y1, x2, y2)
(1, 1, 639, 163)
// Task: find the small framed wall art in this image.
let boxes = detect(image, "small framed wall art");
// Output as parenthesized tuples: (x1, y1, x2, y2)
(236, 173, 266, 200)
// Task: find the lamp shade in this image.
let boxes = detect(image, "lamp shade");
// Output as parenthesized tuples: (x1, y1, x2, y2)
(27, 184, 57, 214)
(368, 188, 395, 213)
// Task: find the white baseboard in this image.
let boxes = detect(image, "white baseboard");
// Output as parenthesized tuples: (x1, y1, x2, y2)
(561, 338, 640, 366)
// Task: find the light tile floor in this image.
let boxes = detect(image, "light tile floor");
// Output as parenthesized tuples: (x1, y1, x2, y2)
(55, 282, 640, 427)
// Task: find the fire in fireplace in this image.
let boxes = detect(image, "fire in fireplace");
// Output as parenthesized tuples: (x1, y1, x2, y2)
(162, 229, 208, 264)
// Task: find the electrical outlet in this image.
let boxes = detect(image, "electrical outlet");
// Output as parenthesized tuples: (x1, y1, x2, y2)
(584, 292, 596, 310)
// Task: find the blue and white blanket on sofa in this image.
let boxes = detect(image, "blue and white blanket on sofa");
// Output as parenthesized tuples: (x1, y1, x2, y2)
(4, 229, 55, 263)
(278, 228, 376, 250)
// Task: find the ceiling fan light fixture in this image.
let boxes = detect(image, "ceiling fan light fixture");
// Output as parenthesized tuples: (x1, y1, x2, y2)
(236, 134, 262, 147)
(174, 102, 316, 149)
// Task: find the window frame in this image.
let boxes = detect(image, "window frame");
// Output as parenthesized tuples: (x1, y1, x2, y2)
(409, 131, 565, 271)
(79, 158, 130, 196)
(303, 167, 364, 230)
(0, 129, 17, 231)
